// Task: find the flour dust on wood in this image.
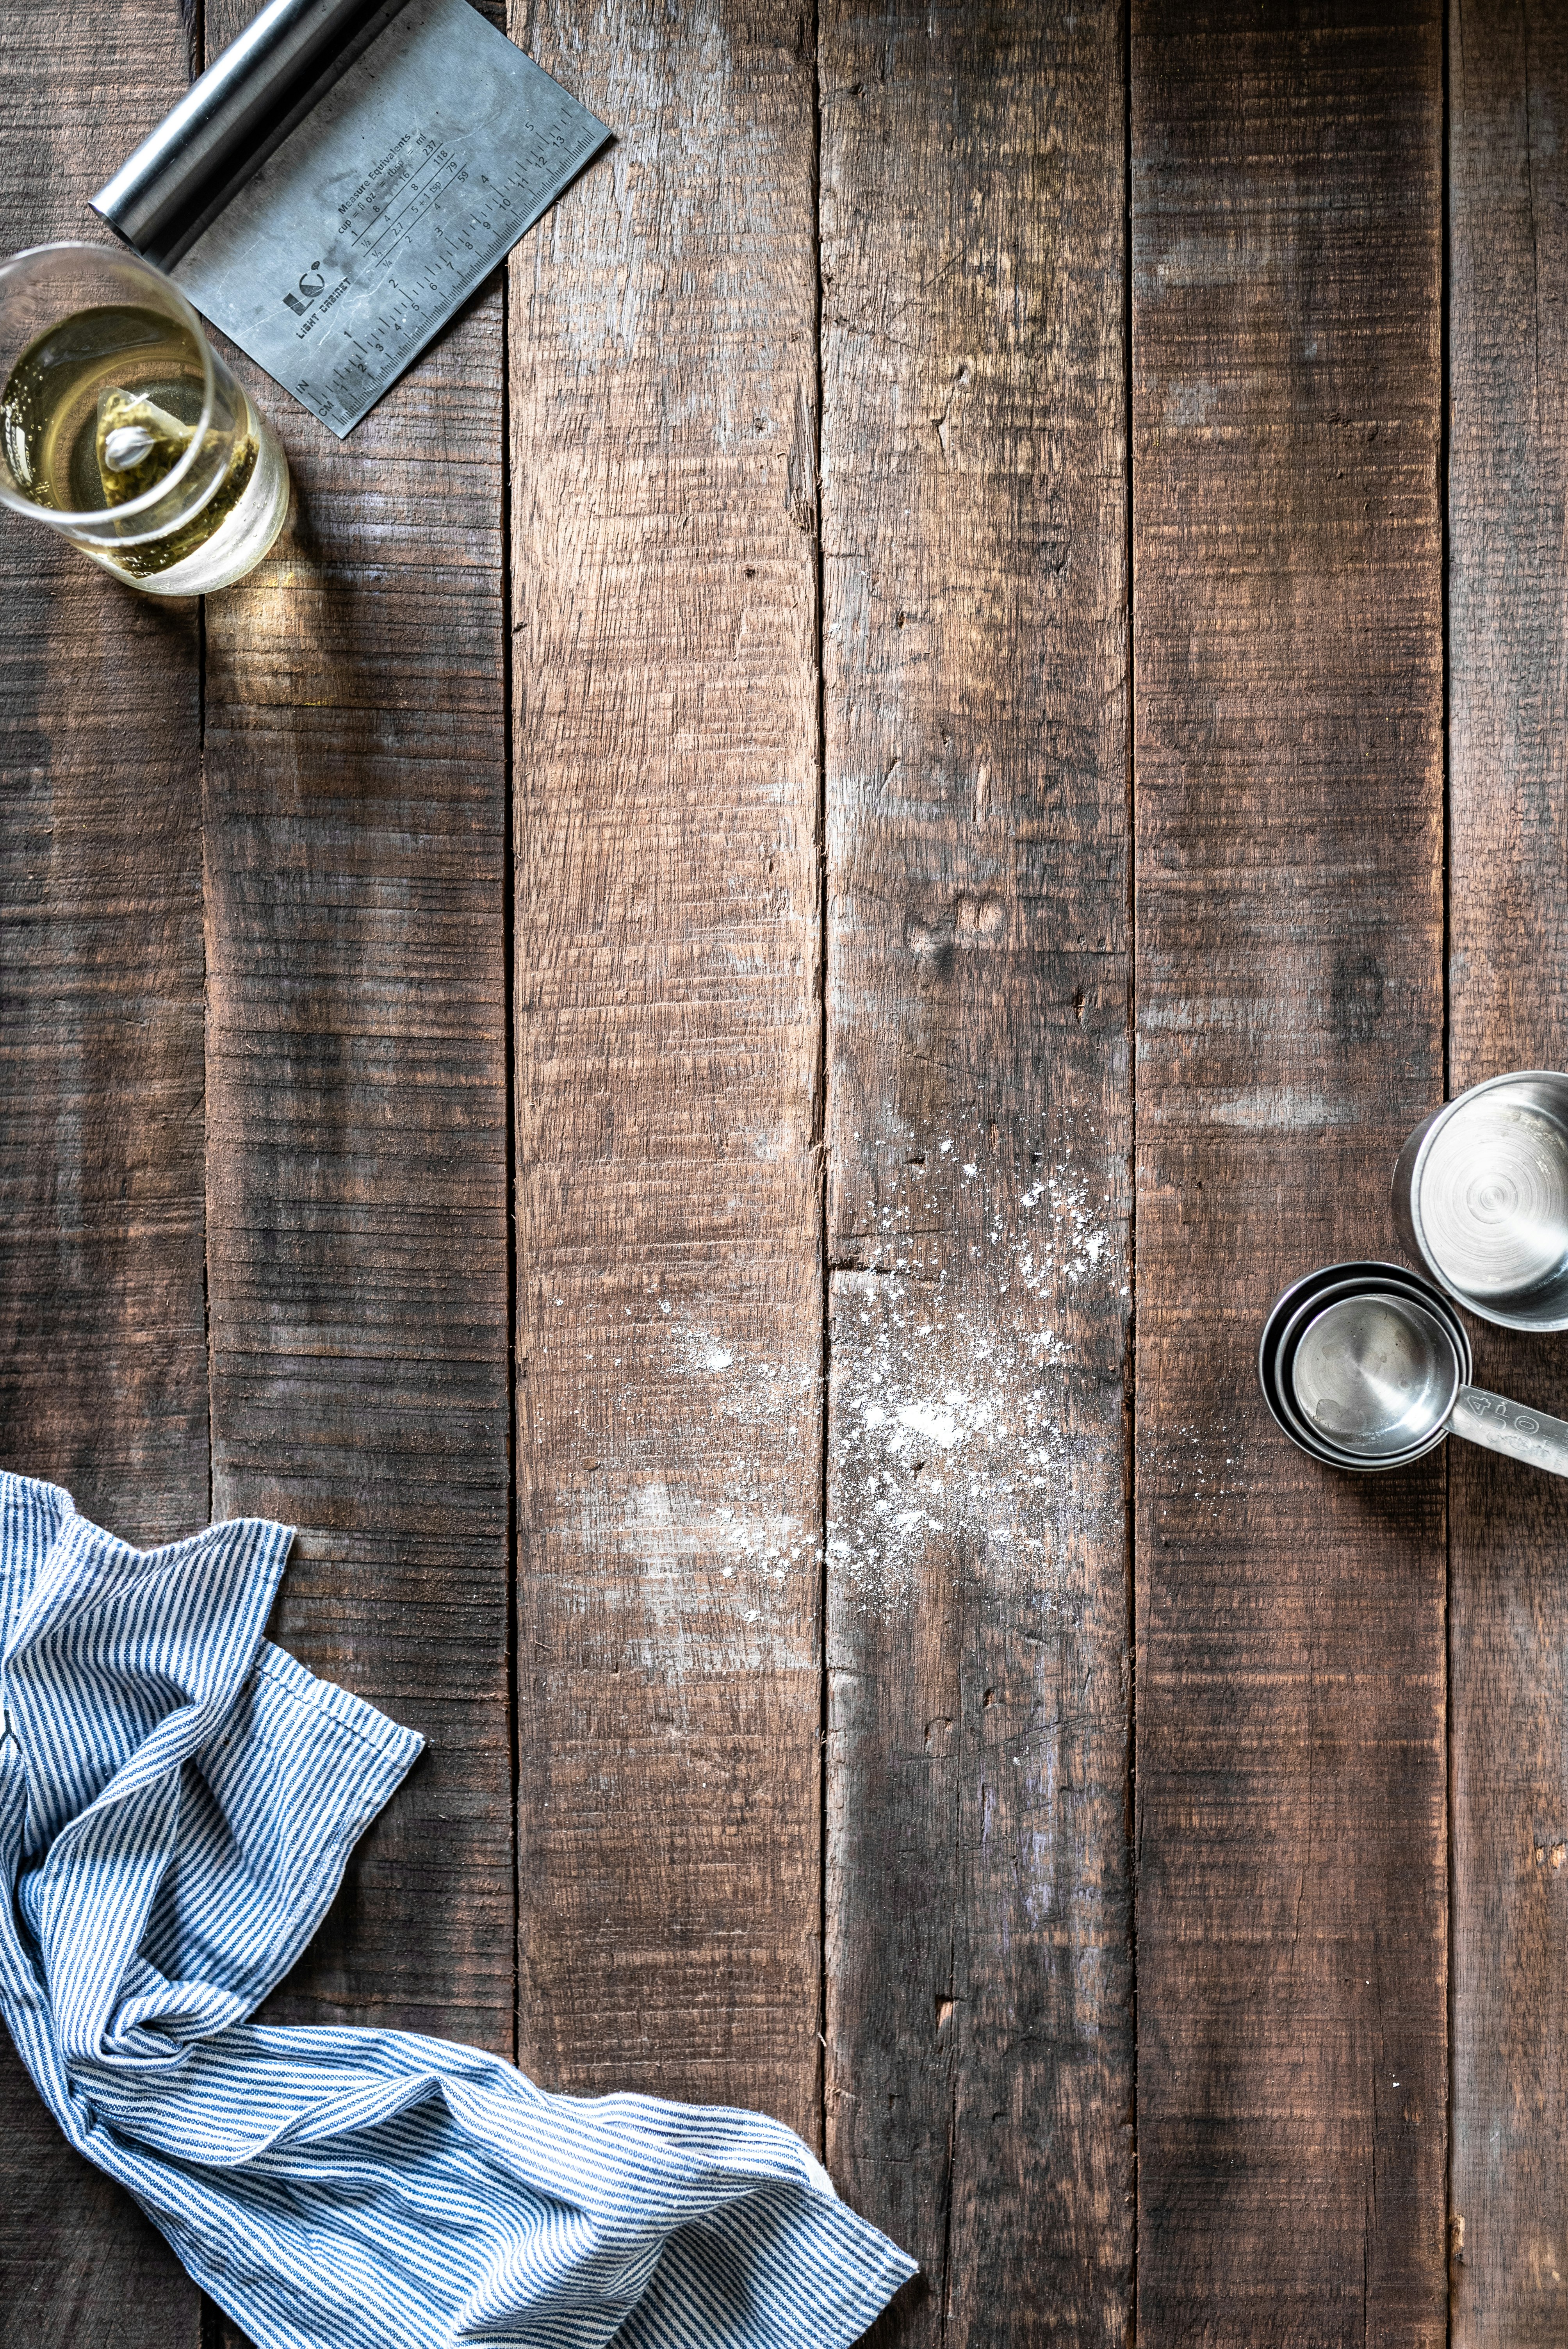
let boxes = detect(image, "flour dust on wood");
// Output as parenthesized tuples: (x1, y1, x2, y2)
(829, 1114, 1126, 1612)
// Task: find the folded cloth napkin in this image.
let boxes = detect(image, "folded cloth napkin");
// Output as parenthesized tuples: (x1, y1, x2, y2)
(0, 1470, 916, 2349)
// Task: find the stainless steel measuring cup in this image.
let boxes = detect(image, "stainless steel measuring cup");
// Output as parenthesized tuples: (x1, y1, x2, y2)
(1261, 1261, 1470, 1465)
(1259, 1260, 1568, 1477)
(1393, 1071, 1568, 1330)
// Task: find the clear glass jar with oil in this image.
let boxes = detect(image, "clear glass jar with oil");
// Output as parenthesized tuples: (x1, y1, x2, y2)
(0, 242, 289, 594)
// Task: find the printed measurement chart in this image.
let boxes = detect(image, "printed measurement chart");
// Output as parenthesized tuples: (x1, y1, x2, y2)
(351, 141, 466, 265)
(172, 0, 610, 435)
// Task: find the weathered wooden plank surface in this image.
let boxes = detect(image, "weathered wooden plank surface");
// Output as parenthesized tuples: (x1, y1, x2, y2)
(509, 1, 824, 2131)
(820, 4, 1132, 2340)
(0, 4, 207, 2341)
(1449, 5, 1568, 2338)
(1132, 6, 1447, 2343)
(5, 0, 1520, 2338)
(199, 0, 512, 2086)
(0, 29, 208, 1602)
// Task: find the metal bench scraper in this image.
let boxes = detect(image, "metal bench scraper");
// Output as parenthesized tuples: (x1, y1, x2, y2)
(91, 0, 611, 437)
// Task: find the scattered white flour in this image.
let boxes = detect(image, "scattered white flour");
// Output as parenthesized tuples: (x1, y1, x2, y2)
(1151, 1419, 1245, 1531)
(825, 1115, 1127, 1610)
(556, 1112, 1128, 1649)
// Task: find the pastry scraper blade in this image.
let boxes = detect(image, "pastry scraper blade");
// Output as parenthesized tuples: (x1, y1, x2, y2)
(93, 0, 610, 437)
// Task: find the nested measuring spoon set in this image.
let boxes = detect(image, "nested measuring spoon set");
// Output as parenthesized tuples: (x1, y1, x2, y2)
(1261, 1071, 1568, 1479)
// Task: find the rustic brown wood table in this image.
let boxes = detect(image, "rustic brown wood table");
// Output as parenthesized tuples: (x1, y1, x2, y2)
(3, 1, 1566, 2342)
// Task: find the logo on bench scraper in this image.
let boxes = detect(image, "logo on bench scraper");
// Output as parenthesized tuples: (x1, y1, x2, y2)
(282, 265, 327, 318)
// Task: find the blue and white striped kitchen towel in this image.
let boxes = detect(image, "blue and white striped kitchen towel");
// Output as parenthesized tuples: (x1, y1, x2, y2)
(0, 1469, 917, 2349)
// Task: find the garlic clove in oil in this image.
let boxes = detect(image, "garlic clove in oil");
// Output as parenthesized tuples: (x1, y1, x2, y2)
(96, 389, 197, 506)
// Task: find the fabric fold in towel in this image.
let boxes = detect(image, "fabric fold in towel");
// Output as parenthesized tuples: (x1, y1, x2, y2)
(0, 1470, 918, 2349)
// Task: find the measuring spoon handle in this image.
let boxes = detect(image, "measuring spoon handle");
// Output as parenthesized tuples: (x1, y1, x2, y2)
(1452, 1385, 1568, 1479)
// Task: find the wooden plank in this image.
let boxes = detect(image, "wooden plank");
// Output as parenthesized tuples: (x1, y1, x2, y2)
(0, 3, 207, 2341)
(819, 4, 1132, 2340)
(199, 0, 511, 2073)
(1131, 6, 1447, 2342)
(1449, 6, 1568, 2338)
(509, 1, 823, 2132)
(0, 29, 208, 1575)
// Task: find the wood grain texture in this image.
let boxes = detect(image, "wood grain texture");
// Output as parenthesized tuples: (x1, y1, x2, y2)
(820, 4, 1131, 2340)
(199, 0, 512, 2083)
(0, 24, 209, 1566)
(0, 4, 207, 2341)
(1132, 7, 1447, 2342)
(509, 0, 823, 2132)
(1449, 5, 1568, 2338)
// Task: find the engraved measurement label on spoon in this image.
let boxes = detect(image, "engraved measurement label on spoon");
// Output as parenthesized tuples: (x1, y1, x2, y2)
(171, 0, 609, 436)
